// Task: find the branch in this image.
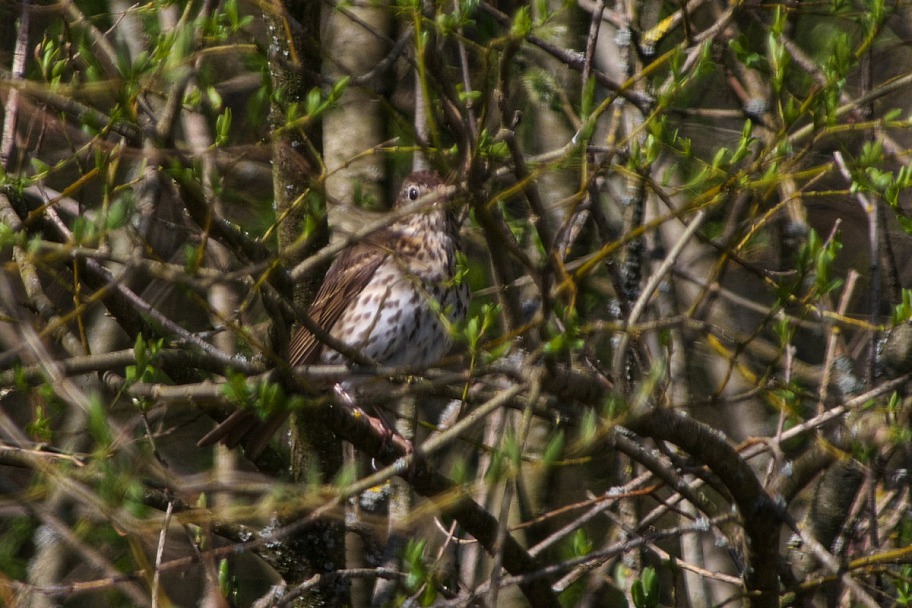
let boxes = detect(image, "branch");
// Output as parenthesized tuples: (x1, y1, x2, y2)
(478, 3, 653, 114)
(625, 408, 781, 608)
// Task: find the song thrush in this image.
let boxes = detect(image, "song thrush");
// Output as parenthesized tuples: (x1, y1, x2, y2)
(199, 171, 468, 456)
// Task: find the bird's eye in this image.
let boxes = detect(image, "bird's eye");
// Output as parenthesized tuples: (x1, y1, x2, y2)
(408, 186, 420, 201)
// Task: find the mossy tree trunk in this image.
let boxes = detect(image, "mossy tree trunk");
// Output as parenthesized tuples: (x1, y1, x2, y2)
(266, 2, 345, 606)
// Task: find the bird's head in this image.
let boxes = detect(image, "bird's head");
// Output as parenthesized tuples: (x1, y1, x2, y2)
(396, 170, 464, 230)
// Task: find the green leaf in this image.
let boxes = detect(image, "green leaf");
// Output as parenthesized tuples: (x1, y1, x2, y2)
(403, 539, 429, 591)
(571, 528, 592, 557)
(484, 446, 508, 482)
(218, 559, 232, 598)
(71, 215, 98, 246)
(543, 333, 566, 355)
(578, 408, 599, 446)
(30, 158, 51, 176)
(631, 566, 659, 608)
(87, 394, 113, 449)
(328, 76, 349, 104)
(0, 222, 18, 248)
(133, 333, 148, 375)
(581, 76, 596, 119)
(449, 456, 469, 485)
(542, 430, 564, 465)
(222, 371, 254, 406)
(510, 6, 532, 38)
(105, 196, 133, 230)
(26, 405, 52, 443)
(457, 87, 481, 103)
(206, 86, 223, 110)
(306, 88, 322, 116)
(215, 107, 232, 147)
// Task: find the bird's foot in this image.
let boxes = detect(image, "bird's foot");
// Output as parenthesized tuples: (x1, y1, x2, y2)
(334, 384, 413, 456)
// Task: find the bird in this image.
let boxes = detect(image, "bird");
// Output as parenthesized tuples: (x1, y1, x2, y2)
(198, 170, 469, 457)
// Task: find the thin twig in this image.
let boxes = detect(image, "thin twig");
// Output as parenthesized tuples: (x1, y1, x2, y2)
(612, 209, 707, 384)
(151, 500, 174, 608)
(0, 0, 30, 169)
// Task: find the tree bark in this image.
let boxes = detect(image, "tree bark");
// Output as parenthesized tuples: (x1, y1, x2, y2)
(266, 1, 344, 605)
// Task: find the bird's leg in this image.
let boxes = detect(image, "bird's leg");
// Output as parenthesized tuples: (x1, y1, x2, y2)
(333, 384, 413, 455)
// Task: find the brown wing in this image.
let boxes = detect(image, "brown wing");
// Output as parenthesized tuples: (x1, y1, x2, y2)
(286, 235, 390, 366)
(198, 231, 393, 458)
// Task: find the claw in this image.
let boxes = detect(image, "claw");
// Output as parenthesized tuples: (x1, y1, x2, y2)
(334, 383, 413, 456)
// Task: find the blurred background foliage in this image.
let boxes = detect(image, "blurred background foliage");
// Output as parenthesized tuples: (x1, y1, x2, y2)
(2, 0, 912, 606)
